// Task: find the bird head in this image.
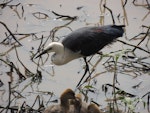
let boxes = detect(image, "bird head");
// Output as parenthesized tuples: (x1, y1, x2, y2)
(35, 42, 63, 59)
(60, 88, 76, 107)
(69, 93, 82, 106)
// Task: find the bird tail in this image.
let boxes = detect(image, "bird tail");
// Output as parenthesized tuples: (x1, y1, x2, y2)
(111, 25, 125, 37)
(112, 25, 125, 28)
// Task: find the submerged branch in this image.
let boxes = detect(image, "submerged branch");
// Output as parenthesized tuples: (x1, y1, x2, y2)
(103, 4, 115, 24)
(52, 11, 77, 20)
(121, 0, 129, 25)
(117, 40, 150, 54)
(132, 26, 150, 52)
(0, 21, 22, 46)
(103, 83, 136, 97)
(0, 59, 26, 82)
(0, 0, 13, 9)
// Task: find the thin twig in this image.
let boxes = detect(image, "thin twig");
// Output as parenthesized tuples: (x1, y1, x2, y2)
(14, 46, 34, 77)
(6, 82, 12, 113)
(104, 84, 136, 97)
(117, 40, 150, 54)
(123, 0, 128, 7)
(132, 27, 150, 52)
(0, 0, 13, 9)
(121, 0, 129, 25)
(103, 4, 115, 24)
(52, 11, 77, 20)
(99, 0, 106, 25)
(0, 21, 22, 46)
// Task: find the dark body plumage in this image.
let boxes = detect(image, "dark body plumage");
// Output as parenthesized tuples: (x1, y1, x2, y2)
(62, 25, 125, 56)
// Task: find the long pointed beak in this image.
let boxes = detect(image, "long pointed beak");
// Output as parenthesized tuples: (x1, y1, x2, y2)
(35, 49, 48, 59)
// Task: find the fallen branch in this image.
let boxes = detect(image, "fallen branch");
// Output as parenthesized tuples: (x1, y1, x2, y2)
(52, 11, 77, 20)
(117, 40, 150, 54)
(132, 26, 150, 52)
(103, 4, 115, 24)
(103, 83, 136, 97)
(0, 21, 22, 46)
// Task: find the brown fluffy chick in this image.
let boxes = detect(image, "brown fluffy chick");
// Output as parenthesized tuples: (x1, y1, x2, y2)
(43, 89, 76, 113)
(76, 94, 88, 113)
(87, 103, 102, 113)
(69, 93, 88, 113)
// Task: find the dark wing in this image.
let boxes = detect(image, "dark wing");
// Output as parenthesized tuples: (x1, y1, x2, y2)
(62, 25, 125, 56)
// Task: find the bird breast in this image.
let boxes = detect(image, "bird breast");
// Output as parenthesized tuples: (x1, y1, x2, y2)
(51, 48, 82, 65)
(51, 53, 64, 65)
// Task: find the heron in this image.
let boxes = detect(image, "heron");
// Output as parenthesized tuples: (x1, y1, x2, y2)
(35, 25, 125, 86)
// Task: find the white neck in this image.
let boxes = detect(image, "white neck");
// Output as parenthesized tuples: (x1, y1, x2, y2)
(50, 43, 82, 65)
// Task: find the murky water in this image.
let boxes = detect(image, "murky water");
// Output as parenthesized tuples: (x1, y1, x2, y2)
(0, 0, 150, 113)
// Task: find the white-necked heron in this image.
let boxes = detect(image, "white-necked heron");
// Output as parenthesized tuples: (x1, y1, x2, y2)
(35, 25, 125, 64)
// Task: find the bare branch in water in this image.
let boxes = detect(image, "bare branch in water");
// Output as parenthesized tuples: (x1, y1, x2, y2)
(0, 21, 22, 46)
(103, 83, 136, 97)
(52, 11, 78, 20)
(0, 0, 13, 9)
(117, 40, 150, 54)
(103, 4, 115, 24)
(121, 0, 129, 25)
(132, 26, 150, 52)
